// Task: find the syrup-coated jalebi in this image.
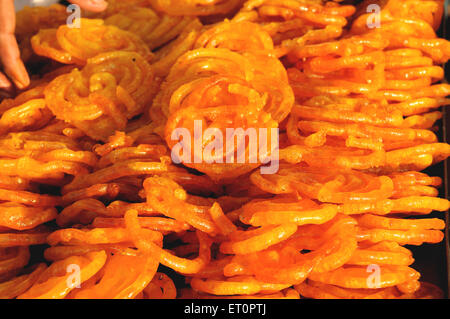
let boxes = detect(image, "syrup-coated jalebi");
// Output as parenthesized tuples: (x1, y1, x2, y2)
(44, 51, 157, 141)
(31, 18, 153, 65)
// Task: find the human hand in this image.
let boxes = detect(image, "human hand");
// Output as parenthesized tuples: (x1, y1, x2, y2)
(66, 0, 108, 13)
(0, 0, 107, 93)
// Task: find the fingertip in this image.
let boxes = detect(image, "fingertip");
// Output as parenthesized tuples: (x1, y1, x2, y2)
(0, 73, 14, 98)
(0, 33, 30, 90)
(13, 76, 30, 90)
(0, 72, 12, 90)
(17, 66, 30, 89)
(5, 60, 30, 90)
(93, 0, 108, 12)
(70, 0, 108, 12)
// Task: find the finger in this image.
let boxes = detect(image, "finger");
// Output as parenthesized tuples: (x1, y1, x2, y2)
(0, 1, 15, 34)
(0, 71, 14, 99)
(0, 0, 30, 89)
(0, 33, 30, 89)
(68, 0, 108, 12)
(0, 71, 12, 90)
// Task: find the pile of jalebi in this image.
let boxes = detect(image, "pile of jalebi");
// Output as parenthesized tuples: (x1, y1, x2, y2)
(43, 50, 158, 141)
(0, 0, 449, 299)
(151, 44, 294, 180)
(100, 2, 204, 77)
(282, 0, 450, 174)
(233, 0, 356, 56)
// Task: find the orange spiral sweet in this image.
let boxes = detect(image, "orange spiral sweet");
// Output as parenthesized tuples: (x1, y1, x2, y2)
(31, 19, 153, 65)
(44, 51, 157, 141)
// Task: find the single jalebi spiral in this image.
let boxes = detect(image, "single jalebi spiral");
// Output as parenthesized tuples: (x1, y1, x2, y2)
(31, 19, 153, 65)
(44, 51, 157, 141)
(152, 19, 274, 77)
